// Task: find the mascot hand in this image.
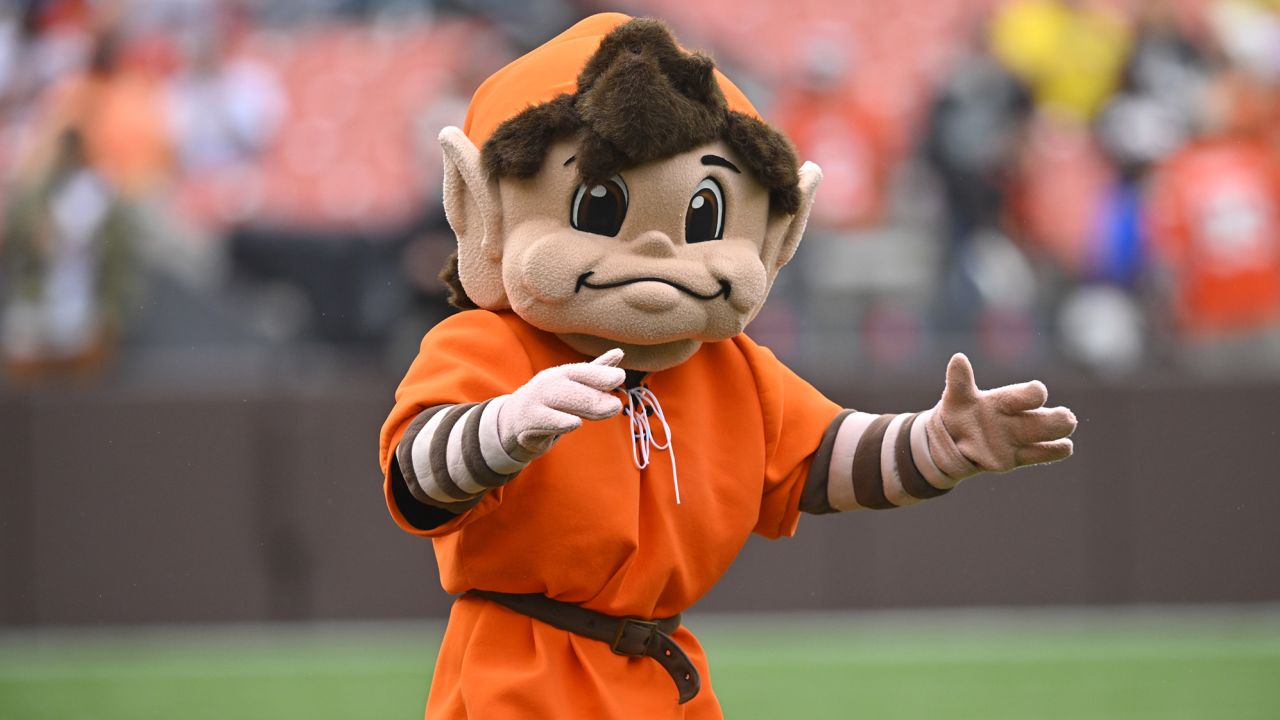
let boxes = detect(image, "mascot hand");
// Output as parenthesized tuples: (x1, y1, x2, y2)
(497, 349, 626, 459)
(924, 354, 1076, 480)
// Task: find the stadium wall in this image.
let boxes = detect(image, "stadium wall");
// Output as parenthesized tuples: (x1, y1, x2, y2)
(0, 379, 1275, 626)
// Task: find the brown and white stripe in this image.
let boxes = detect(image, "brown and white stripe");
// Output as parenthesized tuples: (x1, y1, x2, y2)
(799, 409, 962, 515)
(394, 396, 528, 512)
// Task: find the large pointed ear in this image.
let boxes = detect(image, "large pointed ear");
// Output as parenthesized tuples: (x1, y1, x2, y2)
(439, 126, 508, 309)
(760, 160, 822, 283)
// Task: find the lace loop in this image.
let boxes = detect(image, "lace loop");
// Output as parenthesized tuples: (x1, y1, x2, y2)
(624, 385, 681, 504)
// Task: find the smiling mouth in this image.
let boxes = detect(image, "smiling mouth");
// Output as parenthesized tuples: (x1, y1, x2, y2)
(575, 272, 732, 301)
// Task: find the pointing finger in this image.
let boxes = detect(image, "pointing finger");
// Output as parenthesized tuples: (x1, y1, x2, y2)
(591, 348, 625, 367)
(564, 363, 626, 392)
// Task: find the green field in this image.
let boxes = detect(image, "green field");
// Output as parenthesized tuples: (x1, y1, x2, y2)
(2, 607, 1278, 719)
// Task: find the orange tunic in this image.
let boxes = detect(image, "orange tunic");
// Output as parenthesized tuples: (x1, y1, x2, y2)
(379, 310, 841, 718)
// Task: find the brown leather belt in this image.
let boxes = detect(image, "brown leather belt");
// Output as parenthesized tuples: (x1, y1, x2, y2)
(466, 590, 701, 704)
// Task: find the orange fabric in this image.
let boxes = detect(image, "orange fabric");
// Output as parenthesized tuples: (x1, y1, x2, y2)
(462, 12, 761, 148)
(1148, 137, 1280, 335)
(379, 310, 841, 718)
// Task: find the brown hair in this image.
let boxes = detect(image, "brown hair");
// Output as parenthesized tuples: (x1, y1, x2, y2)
(441, 18, 800, 310)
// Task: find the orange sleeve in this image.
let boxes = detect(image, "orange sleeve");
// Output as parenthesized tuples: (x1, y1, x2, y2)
(741, 339, 843, 539)
(378, 310, 534, 537)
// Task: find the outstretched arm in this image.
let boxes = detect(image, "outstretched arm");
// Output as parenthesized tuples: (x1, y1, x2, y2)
(799, 354, 1076, 514)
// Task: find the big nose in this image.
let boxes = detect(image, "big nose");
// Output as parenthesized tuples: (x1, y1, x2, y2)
(630, 231, 677, 259)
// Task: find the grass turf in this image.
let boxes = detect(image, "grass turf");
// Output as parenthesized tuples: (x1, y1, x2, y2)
(1, 608, 1277, 719)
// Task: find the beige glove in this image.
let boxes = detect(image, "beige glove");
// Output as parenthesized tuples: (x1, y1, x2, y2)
(496, 349, 626, 461)
(924, 354, 1076, 482)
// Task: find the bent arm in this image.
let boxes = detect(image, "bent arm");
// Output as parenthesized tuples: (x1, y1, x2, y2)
(394, 397, 533, 514)
(388, 348, 625, 530)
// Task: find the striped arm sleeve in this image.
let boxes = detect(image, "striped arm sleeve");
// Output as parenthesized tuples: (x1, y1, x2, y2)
(393, 396, 530, 513)
(799, 409, 964, 514)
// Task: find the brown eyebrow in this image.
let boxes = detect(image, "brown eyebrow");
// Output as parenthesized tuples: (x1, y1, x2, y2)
(563, 155, 576, 167)
(701, 154, 740, 173)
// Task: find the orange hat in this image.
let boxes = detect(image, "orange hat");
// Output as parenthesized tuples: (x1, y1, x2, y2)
(462, 12, 761, 147)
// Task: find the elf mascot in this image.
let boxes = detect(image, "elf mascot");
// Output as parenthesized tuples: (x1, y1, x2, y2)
(379, 13, 1076, 719)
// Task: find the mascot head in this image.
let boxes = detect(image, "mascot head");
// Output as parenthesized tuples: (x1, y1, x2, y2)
(439, 13, 821, 370)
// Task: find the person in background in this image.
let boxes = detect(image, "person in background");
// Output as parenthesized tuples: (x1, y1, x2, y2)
(1145, 68, 1280, 375)
(773, 40, 889, 230)
(1207, 0, 1280, 171)
(1097, 0, 1209, 186)
(35, 28, 172, 199)
(922, 26, 1035, 345)
(1067, 0, 1211, 374)
(1209, 0, 1280, 87)
(168, 37, 280, 175)
(991, 0, 1131, 122)
(1, 127, 133, 380)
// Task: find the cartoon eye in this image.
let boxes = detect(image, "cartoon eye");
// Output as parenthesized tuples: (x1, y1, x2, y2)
(571, 175, 628, 237)
(685, 177, 724, 243)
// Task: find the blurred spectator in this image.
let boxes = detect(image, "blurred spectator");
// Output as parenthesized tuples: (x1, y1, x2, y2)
(1057, 1, 1213, 374)
(1010, 115, 1114, 278)
(774, 43, 890, 228)
(4, 0, 94, 105)
(2, 128, 133, 379)
(1146, 73, 1280, 373)
(0, 0, 1277, 383)
(1209, 0, 1280, 84)
(922, 27, 1034, 335)
(0, 7, 22, 104)
(168, 29, 283, 179)
(33, 29, 172, 198)
(167, 16, 285, 235)
(991, 0, 1131, 121)
(1097, 0, 1209, 182)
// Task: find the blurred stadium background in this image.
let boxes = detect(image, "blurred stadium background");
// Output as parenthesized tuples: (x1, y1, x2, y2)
(1, 0, 1279, 717)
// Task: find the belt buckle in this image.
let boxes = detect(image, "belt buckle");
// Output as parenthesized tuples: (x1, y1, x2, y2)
(611, 618, 659, 657)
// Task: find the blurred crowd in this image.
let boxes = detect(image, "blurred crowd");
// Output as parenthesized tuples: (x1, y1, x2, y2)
(0, 0, 1277, 386)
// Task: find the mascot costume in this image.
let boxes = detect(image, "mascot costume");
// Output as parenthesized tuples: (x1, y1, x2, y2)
(379, 13, 1077, 719)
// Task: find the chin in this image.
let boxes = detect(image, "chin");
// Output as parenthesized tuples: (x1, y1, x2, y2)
(549, 317, 697, 345)
(556, 305, 739, 343)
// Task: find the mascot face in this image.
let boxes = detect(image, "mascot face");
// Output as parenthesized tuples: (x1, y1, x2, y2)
(438, 16, 821, 370)
(498, 138, 774, 347)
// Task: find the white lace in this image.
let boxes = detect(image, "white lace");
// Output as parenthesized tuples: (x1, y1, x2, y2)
(624, 385, 680, 504)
